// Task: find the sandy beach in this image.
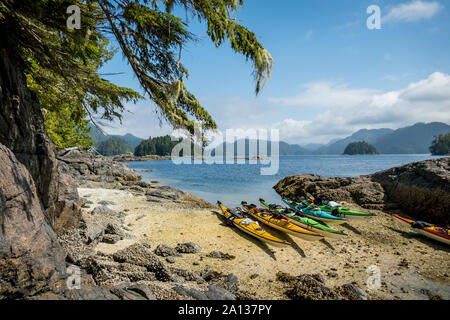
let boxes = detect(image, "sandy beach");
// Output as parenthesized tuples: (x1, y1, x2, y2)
(78, 184, 450, 300)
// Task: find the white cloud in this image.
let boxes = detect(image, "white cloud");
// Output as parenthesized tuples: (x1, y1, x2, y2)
(267, 72, 450, 144)
(383, 1, 443, 23)
(102, 73, 450, 146)
(268, 81, 379, 109)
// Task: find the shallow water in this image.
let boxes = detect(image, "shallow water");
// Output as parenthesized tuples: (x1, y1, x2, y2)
(126, 154, 445, 207)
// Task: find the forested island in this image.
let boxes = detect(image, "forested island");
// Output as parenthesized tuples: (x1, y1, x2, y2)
(429, 134, 450, 155)
(343, 141, 379, 155)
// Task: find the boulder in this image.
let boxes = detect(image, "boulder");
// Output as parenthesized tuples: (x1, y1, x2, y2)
(175, 242, 202, 254)
(0, 144, 66, 298)
(154, 244, 178, 257)
(371, 158, 450, 226)
(276, 272, 341, 300)
(274, 174, 386, 210)
(112, 243, 173, 281)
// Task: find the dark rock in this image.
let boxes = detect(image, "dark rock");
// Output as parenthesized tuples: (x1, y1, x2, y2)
(0, 144, 66, 298)
(0, 49, 58, 214)
(173, 285, 235, 300)
(201, 269, 238, 293)
(61, 286, 120, 300)
(92, 206, 114, 215)
(276, 272, 341, 300)
(274, 174, 385, 210)
(176, 242, 202, 254)
(336, 284, 368, 300)
(110, 283, 156, 300)
(166, 257, 175, 264)
(154, 244, 178, 257)
(371, 158, 450, 226)
(98, 200, 116, 206)
(170, 267, 205, 283)
(112, 243, 173, 281)
(207, 251, 236, 260)
(101, 234, 121, 244)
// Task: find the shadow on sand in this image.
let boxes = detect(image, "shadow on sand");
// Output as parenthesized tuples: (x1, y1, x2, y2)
(320, 238, 335, 251)
(211, 210, 278, 261)
(385, 226, 450, 253)
(341, 222, 362, 235)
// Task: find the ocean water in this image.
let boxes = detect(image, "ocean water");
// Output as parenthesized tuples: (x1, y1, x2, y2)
(126, 154, 445, 207)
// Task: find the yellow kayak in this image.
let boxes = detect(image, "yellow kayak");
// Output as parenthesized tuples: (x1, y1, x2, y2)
(241, 202, 324, 241)
(217, 201, 290, 247)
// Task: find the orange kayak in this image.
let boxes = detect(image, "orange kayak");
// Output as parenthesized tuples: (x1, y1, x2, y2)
(393, 214, 450, 246)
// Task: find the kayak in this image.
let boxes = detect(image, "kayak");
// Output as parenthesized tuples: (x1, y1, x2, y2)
(393, 214, 450, 246)
(241, 202, 324, 241)
(282, 199, 347, 224)
(302, 194, 376, 217)
(259, 199, 348, 238)
(217, 201, 290, 247)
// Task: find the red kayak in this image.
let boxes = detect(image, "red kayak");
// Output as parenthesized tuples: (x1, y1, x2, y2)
(393, 214, 450, 246)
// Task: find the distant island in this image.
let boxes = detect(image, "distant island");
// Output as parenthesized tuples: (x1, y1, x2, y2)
(429, 133, 450, 155)
(343, 141, 379, 155)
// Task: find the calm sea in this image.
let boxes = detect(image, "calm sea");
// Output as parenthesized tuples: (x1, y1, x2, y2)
(125, 155, 445, 207)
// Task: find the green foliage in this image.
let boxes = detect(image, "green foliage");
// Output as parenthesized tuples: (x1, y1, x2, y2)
(134, 135, 183, 156)
(134, 135, 198, 157)
(1, 0, 272, 140)
(429, 134, 450, 155)
(95, 136, 134, 156)
(42, 105, 93, 150)
(343, 141, 379, 155)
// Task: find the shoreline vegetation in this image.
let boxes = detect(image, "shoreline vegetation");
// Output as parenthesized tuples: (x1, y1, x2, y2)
(30, 149, 448, 300)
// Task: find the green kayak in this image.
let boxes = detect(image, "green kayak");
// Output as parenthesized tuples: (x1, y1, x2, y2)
(259, 199, 347, 238)
(302, 194, 377, 217)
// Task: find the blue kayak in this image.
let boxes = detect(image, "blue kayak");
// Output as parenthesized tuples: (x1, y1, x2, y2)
(282, 199, 347, 224)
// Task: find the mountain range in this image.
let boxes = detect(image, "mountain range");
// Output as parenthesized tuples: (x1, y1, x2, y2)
(88, 124, 144, 148)
(315, 122, 449, 154)
(88, 122, 450, 156)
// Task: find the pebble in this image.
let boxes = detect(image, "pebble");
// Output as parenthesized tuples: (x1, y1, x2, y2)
(166, 257, 175, 264)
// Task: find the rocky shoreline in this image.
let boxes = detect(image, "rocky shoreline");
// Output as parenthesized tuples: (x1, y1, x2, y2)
(275, 157, 450, 226)
(1, 148, 449, 300)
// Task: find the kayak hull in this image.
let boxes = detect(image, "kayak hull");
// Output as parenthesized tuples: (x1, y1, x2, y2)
(417, 229, 450, 246)
(217, 202, 290, 246)
(259, 201, 347, 238)
(316, 205, 376, 217)
(241, 204, 323, 241)
(393, 214, 450, 246)
(282, 199, 347, 224)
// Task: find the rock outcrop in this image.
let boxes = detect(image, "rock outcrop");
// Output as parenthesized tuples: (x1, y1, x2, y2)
(0, 49, 59, 214)
(57, 149, 142, 183)
(0, 144, 66, 299)
(274, 157, 450, 226)
(371, 158, 450, 226)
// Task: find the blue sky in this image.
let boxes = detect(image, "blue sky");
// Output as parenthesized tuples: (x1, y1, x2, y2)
(99, 0, 450, 144)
